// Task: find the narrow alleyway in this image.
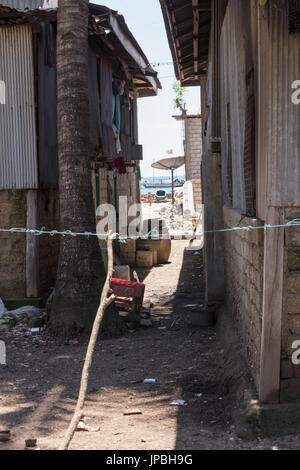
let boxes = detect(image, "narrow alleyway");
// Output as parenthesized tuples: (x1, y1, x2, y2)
(0, 241, 299, 450)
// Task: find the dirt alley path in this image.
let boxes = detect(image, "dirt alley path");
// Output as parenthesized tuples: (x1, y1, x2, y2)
(1, 241, 300, 450)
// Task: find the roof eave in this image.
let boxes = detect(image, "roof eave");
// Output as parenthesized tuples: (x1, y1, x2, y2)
(159, 0, 180, 81)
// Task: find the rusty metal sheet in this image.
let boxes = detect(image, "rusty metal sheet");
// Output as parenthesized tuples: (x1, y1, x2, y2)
(0, 24, 38, 189)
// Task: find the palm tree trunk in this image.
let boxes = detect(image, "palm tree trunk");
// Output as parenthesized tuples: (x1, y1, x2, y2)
(50, 0, 123, 336)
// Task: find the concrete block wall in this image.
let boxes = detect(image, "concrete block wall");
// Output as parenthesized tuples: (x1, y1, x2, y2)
(280, 218, 300, 402)
(190, 179, 202, 210)
(0, 190, 27, 298)
(185, 117, 202, 181)
(223, 206, 264, 388)
(0, 189, 60, 300)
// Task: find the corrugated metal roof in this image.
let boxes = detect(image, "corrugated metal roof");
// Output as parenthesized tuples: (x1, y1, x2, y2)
(0, 0, 57, 11)
(160, 0, 212, 86)
(0, 24, 38, 189)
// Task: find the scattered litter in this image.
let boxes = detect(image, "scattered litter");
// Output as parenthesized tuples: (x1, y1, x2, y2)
(69, 340, 79, 346)
(144, 379, 156, 383)
(195, 393, 203, 398)
(8, 383, 17, 390)
(141, 437, 147, 443)
(0, 430, 11, 442)
(169, 400, 187, 406)
(30, 328, 40, 333)
(25, 438, 37, 448)
(122, 409, 142, 416)
(0, 306, 43, 324)
(76, 421, 100, 432)
(0, 299, 7, 316)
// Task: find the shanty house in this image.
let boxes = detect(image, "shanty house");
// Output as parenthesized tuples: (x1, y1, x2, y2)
(0, 1, 160, 302)
(161, 0, 300, 404)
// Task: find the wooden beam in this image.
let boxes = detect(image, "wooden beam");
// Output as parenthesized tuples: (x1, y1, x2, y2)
(175, 30, 209, 42)
(108, 11, 158, 94)
(26, 190, 39, 298)
(259, 207, 284, 403)
(193, 0, 211, 11)
(193, 0, 199, 74)
(172, 0, 191, 12)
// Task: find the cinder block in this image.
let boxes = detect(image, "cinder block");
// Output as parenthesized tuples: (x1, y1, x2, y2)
(288, 315, 300, 335)
(120, 251, 136, 267)
(288, 273, 300, 294)
(119, 238, 136, 254)
(135, 250, 153, 268)
(287, 248, 300, 271)
(285, 227, 300, 247)
(286, 294, 300, 314)
(280, 378, 300, 402)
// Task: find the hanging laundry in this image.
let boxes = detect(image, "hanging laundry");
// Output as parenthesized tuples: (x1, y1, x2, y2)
(112, 124, 121, 154)
(112, 156, 126, 174)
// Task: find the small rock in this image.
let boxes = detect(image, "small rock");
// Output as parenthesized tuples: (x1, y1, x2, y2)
(25, 438, 37, 448)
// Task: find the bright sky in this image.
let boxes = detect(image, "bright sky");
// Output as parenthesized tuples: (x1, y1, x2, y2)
(93, 0, 201, 177)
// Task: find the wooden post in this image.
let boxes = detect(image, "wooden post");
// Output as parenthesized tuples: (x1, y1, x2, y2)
(259, 207, 284, 403)
(171, 168, 174, 206)
(26, 190, 39, 298)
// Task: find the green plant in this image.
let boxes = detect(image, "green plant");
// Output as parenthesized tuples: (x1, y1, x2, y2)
(173, 81, 187, 113)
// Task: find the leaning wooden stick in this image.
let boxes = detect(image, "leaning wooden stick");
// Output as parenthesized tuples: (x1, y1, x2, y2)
(59, 232, 118, 450)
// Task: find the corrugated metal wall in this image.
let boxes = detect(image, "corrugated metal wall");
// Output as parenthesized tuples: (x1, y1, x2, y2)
(0, 0, 57, 11)
(0, 24, 38, 189)
(220, 0, 254, 213)
(221, 0, 300, 215)
(259, 0, 300, 208)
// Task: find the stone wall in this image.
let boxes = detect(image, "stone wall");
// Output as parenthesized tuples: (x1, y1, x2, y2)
(223, 206, 264, 388)
(0, 189, 60, 300)
(280, 210, 300, 402)
(185, 117, 202, 181)
(0, 190, 27, 298)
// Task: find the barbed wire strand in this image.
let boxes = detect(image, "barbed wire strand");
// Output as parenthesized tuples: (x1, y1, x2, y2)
(0, 219, 299, 241)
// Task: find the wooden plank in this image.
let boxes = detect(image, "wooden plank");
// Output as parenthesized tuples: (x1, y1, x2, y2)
(259, 207, 284, 403)
(26, 190, 39, 298)
(108, 12, 158, 94)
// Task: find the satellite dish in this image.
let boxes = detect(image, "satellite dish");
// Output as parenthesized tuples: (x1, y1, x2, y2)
(151, 156, 185, 204)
